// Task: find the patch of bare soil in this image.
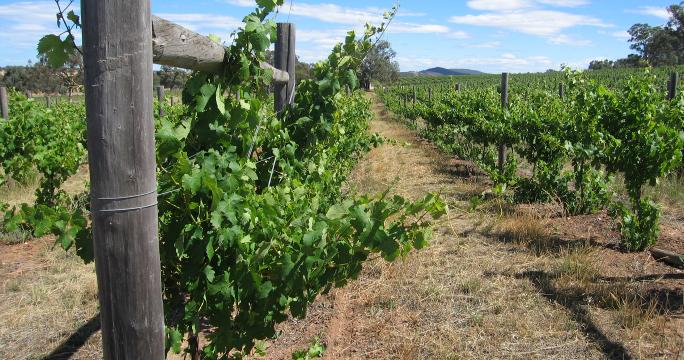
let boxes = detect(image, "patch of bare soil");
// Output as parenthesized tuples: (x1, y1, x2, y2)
(253, 93, 683, 359)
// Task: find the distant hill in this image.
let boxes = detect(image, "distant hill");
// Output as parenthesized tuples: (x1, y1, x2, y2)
(400, 67, 485, 77)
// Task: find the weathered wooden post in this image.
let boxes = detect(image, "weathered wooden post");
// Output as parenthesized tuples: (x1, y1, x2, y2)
(0, 86, 8, 119)
(456, 83, 461, 92)
(559, 83, 564, 99)
(499, 72, 509, 174)
(45, 95, 50, 108)
(82, 0, 165, 358)
(275, 23, 296, 113)
(668, 72, 678, 100)
(428, 87, 432, 102)
(156, 85, 165, 117)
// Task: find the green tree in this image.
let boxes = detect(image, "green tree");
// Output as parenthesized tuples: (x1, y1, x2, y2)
(590, 2, 684, 68)
(360, 40, 400, 88)
(156, 66, 190, 90)
(0, 56, 80, 95)
(627, 2, 684, 66)
(588, 59, 614, 70)
(628, 23, 680, 66)
(614, 54, 649, 68)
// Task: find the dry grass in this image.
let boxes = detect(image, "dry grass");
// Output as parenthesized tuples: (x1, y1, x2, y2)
(493, 215, 556, 256)
(612, 172, 684, 213)
(647, 174, 684, 209)
(0, 164, 89, 208)
(310, 224, 604, 359)
(0, 239, 100, 360)
(554, 247, 599, 282)
(0, 227, 32, 245)
(0, 176, 39, 207)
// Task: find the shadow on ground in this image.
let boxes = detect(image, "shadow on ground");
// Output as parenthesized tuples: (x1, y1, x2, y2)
(43, 314, 100, 360)
(515, 270, 633, 360)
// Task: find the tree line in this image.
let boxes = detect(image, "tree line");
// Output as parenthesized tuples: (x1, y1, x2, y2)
(1, 39, 399, 95)
(0, 59, 191, 95)
(590, 2, 684, 70)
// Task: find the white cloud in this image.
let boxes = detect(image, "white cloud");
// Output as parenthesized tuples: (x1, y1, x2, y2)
(0, 0, 74, 57)
(456, 0, 604, 46)
(280, 2, 383, 25)
(397, 10, 427, 17)
(466, 0, 588, 11)
(450, 10, 609, 37)
(156, 13, 242, 34)
(226, 0, 383, 25)
(228, 0, 439, 31)
(548, 34, 592, 46)
(468, 41, 501, 48)
(597, 29, 631, 41)
(388, 22, 451, 34)
(537, 0, 589, 7)
(11, 23, 50, 32)
(447, 31, 471, 39)
(466, 0, 533, 11)
(0, 1, 59, 21)
(227, 0, 256, 6)
(610, 30, 630, 41)
(397, 52, 556, 73)
(298, 29, 348, 48)
(627, 6, 670, 20)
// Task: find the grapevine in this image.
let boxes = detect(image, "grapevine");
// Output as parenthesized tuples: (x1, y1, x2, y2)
(380, 68, 684, 251)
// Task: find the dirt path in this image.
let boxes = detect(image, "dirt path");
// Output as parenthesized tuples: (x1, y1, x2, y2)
(256, 94, 683, 359)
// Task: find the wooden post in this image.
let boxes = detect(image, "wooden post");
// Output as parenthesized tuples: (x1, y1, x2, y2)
(82, 0, 165, 358)
(156, 85, 165, 117)
(456, 83, 461, 92)
(68, 88, 73, 103)
(45, 95, 50, 108)
(151, 16, 288, 81)
(559, 83, 564, 99)
(428, 87, 432, 102)
(650, 247, 684, 267)
(0, 86, 8, 119)
(668, 72, 678, 100)
(274, 23, 296, 113)
(499, 73, 509, 174)
(412, 86, 417, 105)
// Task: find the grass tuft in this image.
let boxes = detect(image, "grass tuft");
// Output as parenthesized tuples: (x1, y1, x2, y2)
(495, 215, 555, 256)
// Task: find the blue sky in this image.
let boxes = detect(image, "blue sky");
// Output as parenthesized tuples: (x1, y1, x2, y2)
(0, 0, 678, 73)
